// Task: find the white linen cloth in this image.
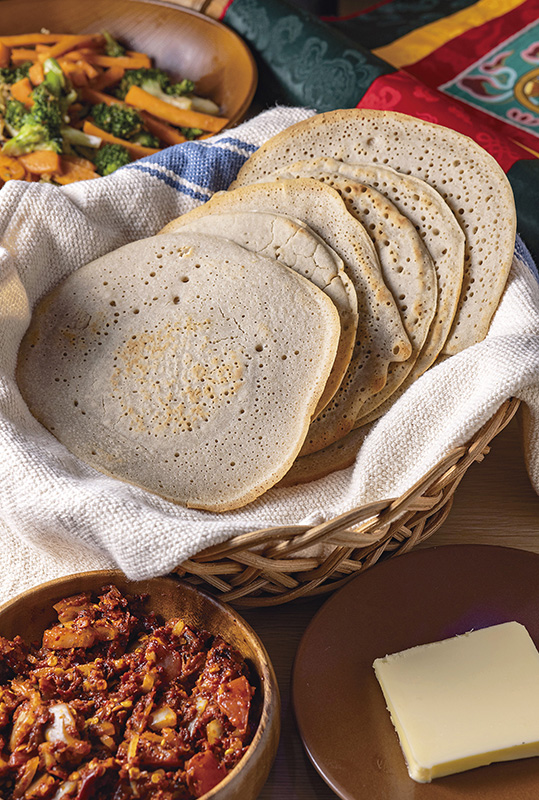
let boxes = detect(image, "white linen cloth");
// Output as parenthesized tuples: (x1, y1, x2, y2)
(0, 105, 538, 605)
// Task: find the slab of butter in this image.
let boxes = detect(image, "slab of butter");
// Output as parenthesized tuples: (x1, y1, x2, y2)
(373, 621, 539, 782)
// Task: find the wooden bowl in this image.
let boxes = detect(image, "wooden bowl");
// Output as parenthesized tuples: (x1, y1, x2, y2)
(0, 571, 279, 800)
(0, 0, 257, 128)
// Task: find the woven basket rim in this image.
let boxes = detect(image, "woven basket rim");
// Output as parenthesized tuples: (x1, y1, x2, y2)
(173, 398, 521, 606)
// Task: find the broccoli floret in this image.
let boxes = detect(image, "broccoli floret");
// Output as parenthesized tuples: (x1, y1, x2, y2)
(2, 117, 62, 156)
(41, 58, 78, 111)
(94, 142, 131, 175)
(181, 127, 204, 141)
(5, 99, 29, 131)
(1, 59, 77, 156)
(30, 84, 64, 131)
(116, 68, 199, 116)
(115, 69, 198, 116)
(167, 78, 194, 97)
(130, 129, 159, 148)
(42, 60, 64, 97)
(0, 62, 31, 85)
(115, 68, 170, 100)
(2, 63, 65, 155)
(91, 102, 142, 140)
(103, 30, 125, 58)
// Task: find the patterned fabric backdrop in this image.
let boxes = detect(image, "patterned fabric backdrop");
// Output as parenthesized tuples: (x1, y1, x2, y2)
(204, 0, 539, 260)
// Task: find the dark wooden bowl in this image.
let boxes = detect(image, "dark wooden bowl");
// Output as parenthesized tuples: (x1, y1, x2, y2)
(0, 571, 279, 800)
(0, 0, 257, 127)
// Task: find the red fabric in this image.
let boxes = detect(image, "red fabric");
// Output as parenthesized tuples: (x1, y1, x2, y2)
(406, 0, 538, 86)
(357, 70, 535, 171)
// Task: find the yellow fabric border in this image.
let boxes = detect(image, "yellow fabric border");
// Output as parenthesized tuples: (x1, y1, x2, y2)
(373, 0, 527, 68)
(512, 139, 539, 159)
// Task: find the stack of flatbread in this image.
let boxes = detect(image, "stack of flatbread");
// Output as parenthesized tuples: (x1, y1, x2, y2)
(16, 110, 517, 513)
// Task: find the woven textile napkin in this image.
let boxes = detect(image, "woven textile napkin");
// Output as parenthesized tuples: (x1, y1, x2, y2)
(1, 105, 538, 604)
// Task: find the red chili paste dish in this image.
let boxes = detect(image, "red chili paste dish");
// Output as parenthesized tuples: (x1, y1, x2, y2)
(0, 585, 257, 799)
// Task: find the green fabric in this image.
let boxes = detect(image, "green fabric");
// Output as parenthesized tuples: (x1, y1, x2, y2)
(224, 0, 394, 111)
(328, 0, 478, 50)
(508, 160, 539, 265)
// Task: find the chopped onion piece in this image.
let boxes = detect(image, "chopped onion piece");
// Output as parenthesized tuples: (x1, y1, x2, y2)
(45, 703, 76, 744)
(191, 96, 220, 115)
(50, 780, 77, 800)
(149, 705, 178, 731)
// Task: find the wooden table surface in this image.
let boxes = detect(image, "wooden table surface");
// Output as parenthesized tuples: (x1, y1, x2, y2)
(242, 410, 539, 799)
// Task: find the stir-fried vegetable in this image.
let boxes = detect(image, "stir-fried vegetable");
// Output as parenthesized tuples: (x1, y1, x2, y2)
(0, 30, 228, 185)
(0, 61, 31, 85)
(94, 142, 131, 175)
(0, 586, 256, 800)
(115, 66, 196, 103)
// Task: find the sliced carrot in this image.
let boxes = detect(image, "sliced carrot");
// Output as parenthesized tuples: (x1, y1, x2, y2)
(18, 150, 61, 175)
(60, 49, 87, 62)
(10, 48, 39, 64)
(83, 120, 161, 158)
(140, 111, 186, 145)
(11, 77, 33, 106)
(70, 70, 89, 88)
(54, 170, 96, 184)
(85, 53, 151, 69)
(90, 66, 125, 92)
(59, 60, 88, 87)
(78, 46, 103, 56)
(54, 156, 97, 184)
(28, 61, 44, 86)
(60, 57, 99, 82)
(0, 34, 61, 47)
(126, 50, 151, 60)
(0, 155, 25, 182)
(0, 42, 10, 69)
(35, 44, 52, 55)
(79, 60, 99, 80)
(62, 154, 96, 171)
(80, 86, 123, 107)
(124, 86, 228, 133)
(40, 34, 104, 61)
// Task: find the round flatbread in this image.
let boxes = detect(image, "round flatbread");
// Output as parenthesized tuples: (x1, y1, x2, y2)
(161, 179, 412, 454)
(277, 424, 371, 487)
(232, 109, 516, 355)
(17, 233, 341, 512)
(270, 157, 465, 421)
(272, 166, 438, 422)
(173, 210, 359, 414)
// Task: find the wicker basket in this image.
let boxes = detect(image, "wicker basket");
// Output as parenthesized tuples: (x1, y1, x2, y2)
(173, 398, 521, 606)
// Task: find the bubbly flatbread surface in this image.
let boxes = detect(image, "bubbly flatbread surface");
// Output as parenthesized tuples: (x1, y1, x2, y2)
(172, 210, 358, 414)
(232, 109, 516, 355)
(162, 179, 412, 454)
(272, 166, 438, 423)
(17, 233, 341, 512)
(273, 158, 466, 410)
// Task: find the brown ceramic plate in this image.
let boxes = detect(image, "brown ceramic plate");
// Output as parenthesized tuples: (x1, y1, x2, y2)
(0, 571, 279, 800)
(292, 545, 539, 800)
(0, 0, 257, 128)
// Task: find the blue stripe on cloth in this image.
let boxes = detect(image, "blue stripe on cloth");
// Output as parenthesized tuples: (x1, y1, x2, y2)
(123, 136, 258, 197)
(208, 136, 258, 155)
(124, 162, 216, 202)
(516, 235, 539, 283)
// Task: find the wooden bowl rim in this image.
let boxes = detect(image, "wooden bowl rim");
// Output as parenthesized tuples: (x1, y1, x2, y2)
(0, 569, 279, 800)
(134, 0, 258, 125)
(0, 0, 258, 128)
